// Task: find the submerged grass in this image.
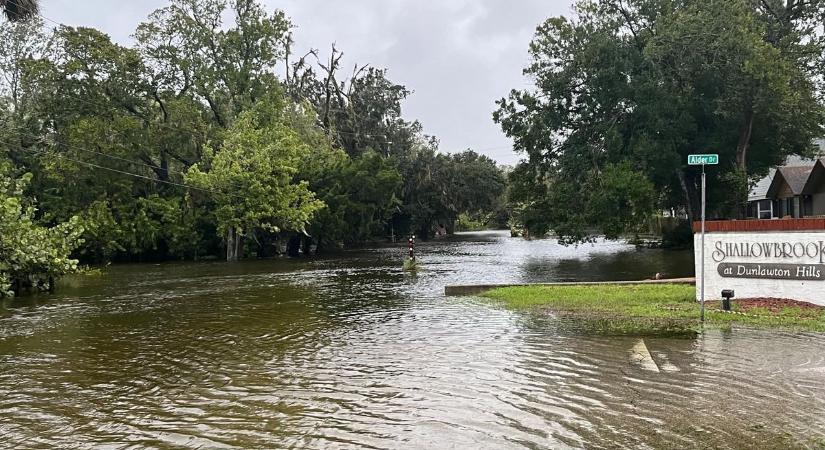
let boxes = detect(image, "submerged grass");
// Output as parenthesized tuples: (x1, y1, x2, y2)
(482, 284, 825, 333)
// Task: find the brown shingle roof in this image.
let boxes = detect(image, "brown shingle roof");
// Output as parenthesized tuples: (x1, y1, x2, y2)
(779, 166, 814, 195)
(749, 155, 820, 201)
(801, 159, 825, 195)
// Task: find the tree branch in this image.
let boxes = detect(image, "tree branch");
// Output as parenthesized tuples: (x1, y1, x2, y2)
(152, 91, 169, 123)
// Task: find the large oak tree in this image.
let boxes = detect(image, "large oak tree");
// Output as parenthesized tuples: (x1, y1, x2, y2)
(495, 0, 825, 242)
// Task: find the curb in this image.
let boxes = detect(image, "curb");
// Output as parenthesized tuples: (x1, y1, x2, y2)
(445, 278, 696, 296)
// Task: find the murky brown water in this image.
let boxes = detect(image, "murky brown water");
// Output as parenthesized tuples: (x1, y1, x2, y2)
(1, 231, 824, 448)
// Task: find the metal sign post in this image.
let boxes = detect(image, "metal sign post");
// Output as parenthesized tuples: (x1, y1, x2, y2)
(688, 154, 718, 322)
(700, 163, 706, 322)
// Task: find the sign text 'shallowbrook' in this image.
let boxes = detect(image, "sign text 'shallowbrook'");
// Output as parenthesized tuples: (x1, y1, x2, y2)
(712, 241, 825, 263)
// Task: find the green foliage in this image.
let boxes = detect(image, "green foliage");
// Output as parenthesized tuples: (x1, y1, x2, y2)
(496, 0, 825, 242)
(455, 213, 485, 232)
(186, 94, 325, 256)
(0, 164, 83, 297)
(402, 258, 418, 271)
(77, 199, 124, 263)
(661, 220, 693, 250)
(398, 148, 506, 237)
(586, 163, 657, 240)
(0, 0, 509, 272)
(303, 149, 402, 247)
(717, 169, 750, 219)
(135, 0, 292, 125)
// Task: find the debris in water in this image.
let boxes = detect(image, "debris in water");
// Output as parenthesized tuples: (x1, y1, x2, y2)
(630, 339, 660, 373)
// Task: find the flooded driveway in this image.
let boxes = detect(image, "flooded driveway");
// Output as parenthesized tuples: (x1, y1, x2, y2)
(1, 231, 823, 448)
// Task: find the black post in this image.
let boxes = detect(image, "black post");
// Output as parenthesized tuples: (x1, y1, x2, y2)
(721, 289, 734, 311)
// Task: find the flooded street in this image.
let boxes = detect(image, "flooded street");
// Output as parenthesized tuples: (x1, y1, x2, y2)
(1, 231, 824, 448)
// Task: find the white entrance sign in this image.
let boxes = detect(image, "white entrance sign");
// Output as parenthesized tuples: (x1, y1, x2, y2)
(694, 231, 825, 306)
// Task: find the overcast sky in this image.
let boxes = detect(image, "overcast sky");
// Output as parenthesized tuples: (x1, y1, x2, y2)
(40, 0, 572, 165)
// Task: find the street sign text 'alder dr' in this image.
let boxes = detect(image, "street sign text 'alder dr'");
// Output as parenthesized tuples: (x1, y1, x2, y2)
(688, 154, 719, 165)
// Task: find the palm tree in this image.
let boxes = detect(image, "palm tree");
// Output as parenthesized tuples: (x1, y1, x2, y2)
(1, 0, 38, 22)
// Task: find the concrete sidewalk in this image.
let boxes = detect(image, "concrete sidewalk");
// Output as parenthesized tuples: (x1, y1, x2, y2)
(444, 278, 696, 296)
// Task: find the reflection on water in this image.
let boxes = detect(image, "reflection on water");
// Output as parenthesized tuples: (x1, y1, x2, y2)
(1, 231, 824, 448)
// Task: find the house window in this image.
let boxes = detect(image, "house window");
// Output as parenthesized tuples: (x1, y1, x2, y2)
(757, 200, 773, 219)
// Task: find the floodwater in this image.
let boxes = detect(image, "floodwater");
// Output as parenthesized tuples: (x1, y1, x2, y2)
(1, 231, 824, 449)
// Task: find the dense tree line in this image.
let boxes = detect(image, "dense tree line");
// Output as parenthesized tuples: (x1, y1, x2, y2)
(0, 0, 506, 296)
(497, 0, 825, 243)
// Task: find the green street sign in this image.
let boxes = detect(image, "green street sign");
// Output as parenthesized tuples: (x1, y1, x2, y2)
(688, 154, 719, 165)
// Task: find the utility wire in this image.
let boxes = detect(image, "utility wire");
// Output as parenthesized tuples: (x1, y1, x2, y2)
(30, 148, 219, 195)
(7, 1, 62, 29)
(0, 135, 237, 197)
(3, 125, 262, 195)
(7, 127, 191, 178)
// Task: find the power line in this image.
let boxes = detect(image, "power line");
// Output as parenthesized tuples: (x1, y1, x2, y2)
(17, 131, 265, 195)
(3, 126, 264, 195)
(7, 1, 61, 29)
(0, 135, 232, 197)
(31, 149, 219, 195)
(7, 127, 191, 178)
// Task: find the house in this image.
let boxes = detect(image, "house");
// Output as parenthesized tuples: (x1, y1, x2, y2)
(747, 171, 776, 219)
(746, 140, 825, 219)
(765, 165, 815, 218)
(747, 156, 816, 219)
(801, 159, 825, 217)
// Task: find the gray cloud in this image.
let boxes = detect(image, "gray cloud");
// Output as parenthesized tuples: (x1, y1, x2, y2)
(40, 0, 571, 165)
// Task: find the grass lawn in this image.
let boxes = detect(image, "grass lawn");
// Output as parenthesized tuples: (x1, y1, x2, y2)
(482, 284, 825, 333)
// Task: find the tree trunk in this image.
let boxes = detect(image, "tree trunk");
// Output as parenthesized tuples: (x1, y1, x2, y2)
(226, 227, 240, 262)
(160, 152, 170, 182)
(287, 234, 302, 257)
(732, 106, 754, 220)
(416, 226, 428, 240)
(677, 169, 697, 224)
(735, 112, 754, 172)
(446, 219, 455, 235)
(302, 236, 313, 256)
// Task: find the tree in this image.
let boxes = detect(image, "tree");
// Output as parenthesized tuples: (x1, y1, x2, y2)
(185, 94, 324, 261)
(0, 162, 83, 297)
(495, 0, 824, 242)
(14, 25, 207, 262)
(1, 0, 37, 22)
(0, 16, 45, 114)
(396, 148, 506, 237)
(285, 46, 421, 159)
(135, 0, 291, 129)
(11, 0, 296, 262)
(450, 151, 507, 221)
(301, 148, 402, 249)
(0, 0, 509, 270)
(396, 146, 451, 237)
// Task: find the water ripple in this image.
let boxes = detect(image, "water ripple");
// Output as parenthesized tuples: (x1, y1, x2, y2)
(1, 231, 823, 448)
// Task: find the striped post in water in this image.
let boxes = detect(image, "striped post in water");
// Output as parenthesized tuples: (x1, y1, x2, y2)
(408, 235, 415, 261)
